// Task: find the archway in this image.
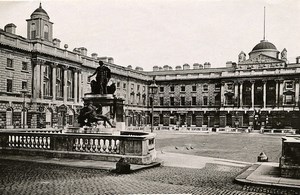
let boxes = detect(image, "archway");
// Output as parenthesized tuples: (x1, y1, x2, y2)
(45, 108, 52, 128)
(6, 108, 13, 128)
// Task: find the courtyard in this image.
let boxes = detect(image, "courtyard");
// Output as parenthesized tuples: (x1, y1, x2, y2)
(0, 131, 299, 195)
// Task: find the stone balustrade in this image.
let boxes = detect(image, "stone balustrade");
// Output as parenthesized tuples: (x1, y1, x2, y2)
(0, 130, 156, 165)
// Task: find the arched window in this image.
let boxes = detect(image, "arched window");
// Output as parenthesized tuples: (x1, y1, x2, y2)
(31, 23, 36, 39)
(21, 108, 27, 128)
(6, 108, 13, 126)
(45, 108, 52, 127)
(44, 24, 49, 40)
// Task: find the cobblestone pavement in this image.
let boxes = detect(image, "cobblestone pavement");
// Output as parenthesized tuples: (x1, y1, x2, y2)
(1, 159, 299, 195)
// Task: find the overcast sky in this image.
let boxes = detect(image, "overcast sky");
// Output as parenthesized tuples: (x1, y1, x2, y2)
(1, 0, 300, 71)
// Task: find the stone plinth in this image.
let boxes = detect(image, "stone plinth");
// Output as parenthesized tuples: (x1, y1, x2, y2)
(279, 135, 300, 179)
(83, 93, 124, 125)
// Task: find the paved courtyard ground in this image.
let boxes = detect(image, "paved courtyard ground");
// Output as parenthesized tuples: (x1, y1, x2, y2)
(155, 132, 282, 163)
(0, 131, 299, 195)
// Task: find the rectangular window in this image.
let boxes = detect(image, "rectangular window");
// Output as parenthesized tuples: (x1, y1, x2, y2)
(160, 97, 164, 106)
(203, 96, 208, 105)
(131, 84, 134, 90)
(286, 82, 293, 90)
(160, 86, 164, 92)
(215, 84, 221, 92)
(7, 79, 12, 92)
(170, 97, 174, 106)
(181, 86, 185, 92)
(170, 86, 175, 92)
(192, 96, 197, 105)
(123, 83, 126, 89)
(203, 84, 208, 92)
(117, 82, 120, 88)
(192, 85, 197, 91)
(7, 58, 13, 68)
(22, 62, 28, 71)
(285, 95, 293, 104)
(137, 85, 140, 91)
(181, 96, 185, 105)
(22, 81, 27, 90)
(31, 31, 36, 39)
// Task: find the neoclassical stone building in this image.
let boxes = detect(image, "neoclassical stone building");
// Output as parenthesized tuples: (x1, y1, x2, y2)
(0, 4, 299, 131)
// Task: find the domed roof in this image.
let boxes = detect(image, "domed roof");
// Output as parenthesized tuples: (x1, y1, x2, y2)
(30, 3, 49, 20)
(252, 40, 277, 51)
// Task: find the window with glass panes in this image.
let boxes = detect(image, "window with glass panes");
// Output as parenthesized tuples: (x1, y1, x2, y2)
(7, 79, 12, 92)
(43, 65, 52, 96)
(192, 85, 197, 91)
(7, 58, 13, 68)
(22, 81, 27, 90)
(160, 97, 164, 106)
(22, 62, 28, 71)
(181, 96, 185, 105)
(56, 67, 63, 98)
(170, 97, 174, 106)
(181, 86, 185, 92)
(192, 96, 197, 105)
(203, 96, 208, 105)
(170, 86, 174, 92)
(67, 70, 74, 98)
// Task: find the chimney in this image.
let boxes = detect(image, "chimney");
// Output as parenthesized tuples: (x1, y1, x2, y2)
(296, 56, 300, 64)
(169, 66, 173, 70)
(226, 61, 233, 67)
(175, 65, 182, 70)
(163, 65, 169, 71)
(204, 62, 211, 69)
(108, 57, 114, 64)
(127, 65, 132, 69)
(4, 23, 16, 34)
(91, 53, 98, 59)
(159, 67, 163, 71)
(153, 66, 159, 71)
(183, 63, 190, 70)
(52, 38, 61, 48)
(193, 63, 200, 69)
(135, 66, 143, 71)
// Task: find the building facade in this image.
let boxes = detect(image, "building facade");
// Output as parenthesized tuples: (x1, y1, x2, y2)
(0, 4, 299, 131)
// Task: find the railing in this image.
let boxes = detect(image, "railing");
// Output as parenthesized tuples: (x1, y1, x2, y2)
(0, 130, 156, 164)
(262, 129, 296, 134)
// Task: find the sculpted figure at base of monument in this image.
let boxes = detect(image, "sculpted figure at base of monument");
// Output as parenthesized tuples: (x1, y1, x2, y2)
(78, 101, 115, 128)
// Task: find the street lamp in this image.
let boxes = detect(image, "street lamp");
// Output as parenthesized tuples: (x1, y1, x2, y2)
(20, 89, 28, 129)
(149, 78, 158, 133)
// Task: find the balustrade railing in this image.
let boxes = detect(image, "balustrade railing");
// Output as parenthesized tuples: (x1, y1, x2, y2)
(0, 130, 156, 164)
(8, 134, 51, 149)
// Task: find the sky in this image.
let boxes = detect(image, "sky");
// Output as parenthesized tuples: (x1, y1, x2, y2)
(0, 0, 300, 71)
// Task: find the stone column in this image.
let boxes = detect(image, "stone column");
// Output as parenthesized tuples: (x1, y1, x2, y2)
(52, 63, 57, 101)
(33, 59, 42, 99)
(78, 70, 82, 104)
(263, 80, 267, 108)
(40, 64, 45, 99)
(251, 80, 255, 109)
(74, 69, 78, 104)
(234, 81, 239, 106)
(239, 81, 243, 108)
(275, 80, 279, 106)
(279, 80, 284, 107)
(295, 79, 299, 106)
(63, 66, 68, 103)
(221, 81, 225, 106)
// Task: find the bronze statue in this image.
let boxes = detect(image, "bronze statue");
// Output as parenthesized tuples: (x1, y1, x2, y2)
(88, 61, 111, 94)
(78, 101, 115, 128)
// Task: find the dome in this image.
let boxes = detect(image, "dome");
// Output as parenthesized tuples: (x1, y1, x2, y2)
(252, 40, 277, 51)
(30, 3, 50, 20)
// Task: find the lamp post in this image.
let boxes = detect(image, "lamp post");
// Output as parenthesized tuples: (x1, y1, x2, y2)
(149, 78, 158, 133)
(20, 89, 28, 129)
